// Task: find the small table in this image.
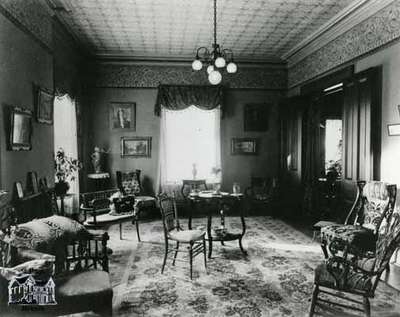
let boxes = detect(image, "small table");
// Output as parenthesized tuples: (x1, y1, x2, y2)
(88, 173, 110, 191)
(189, 191, 247, 258)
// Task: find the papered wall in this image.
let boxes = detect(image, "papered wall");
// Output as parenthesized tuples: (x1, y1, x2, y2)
(355, 41, 400, 186)
(0, 4, 84, 194)
(0, 12, 54, 192)
(288, 0, 400, 88)
(85, 87, 284, 194)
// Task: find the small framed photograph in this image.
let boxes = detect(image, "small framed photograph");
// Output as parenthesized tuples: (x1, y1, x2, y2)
(231, 138, 259, 155)
(10, 107, 32, 151)
(244, 103, 270, 132)
(15, 182, 24, 198)
(121, 137, 152, 157)
(36, 87, 54, 124)
(110, 102, 136, 130)
(387, 124, 400, 136)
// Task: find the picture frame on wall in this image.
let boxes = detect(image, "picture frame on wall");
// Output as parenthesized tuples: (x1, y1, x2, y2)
(231, 138, 258, 155)
(36, 87, 54, 124)
(110, 102, 136, 130)
(387, 123, 400, 136)
(10, 107, 32, 151)
(121, 136, 152, 157)
(244, 103, 270, 132)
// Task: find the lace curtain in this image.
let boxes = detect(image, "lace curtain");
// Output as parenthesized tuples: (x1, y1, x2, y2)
(54, 94, 79, 211)
(158, 106, 221, 196)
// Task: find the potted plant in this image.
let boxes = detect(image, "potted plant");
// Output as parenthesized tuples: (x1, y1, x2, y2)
(54, 148, 82, 196)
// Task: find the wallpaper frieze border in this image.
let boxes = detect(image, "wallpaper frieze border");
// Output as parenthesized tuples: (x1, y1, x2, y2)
(90, 64, 287, 90)
(288, 0, 400, 88)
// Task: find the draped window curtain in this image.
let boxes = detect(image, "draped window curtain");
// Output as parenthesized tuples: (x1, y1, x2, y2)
(302, 99, 323, 217)
(54, 94, 79, 211)
(155, 85, 223, 197)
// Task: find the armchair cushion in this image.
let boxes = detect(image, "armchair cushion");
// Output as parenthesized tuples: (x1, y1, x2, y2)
(0, 259, 53, 281)
(315, 262, 372, 292)
(321, 224, 376, 252)
(11, 216, 89, 254)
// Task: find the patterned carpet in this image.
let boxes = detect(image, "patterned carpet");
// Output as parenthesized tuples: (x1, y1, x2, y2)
(105, 217, 400, 317)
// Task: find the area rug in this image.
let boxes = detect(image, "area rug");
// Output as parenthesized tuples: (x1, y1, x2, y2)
(106, 217, 400, 317)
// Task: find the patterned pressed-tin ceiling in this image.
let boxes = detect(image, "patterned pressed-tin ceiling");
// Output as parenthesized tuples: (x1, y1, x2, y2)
(50, 0, 356, 62)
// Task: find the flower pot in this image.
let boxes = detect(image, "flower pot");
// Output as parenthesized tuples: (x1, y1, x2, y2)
(55, 181, 69, 196)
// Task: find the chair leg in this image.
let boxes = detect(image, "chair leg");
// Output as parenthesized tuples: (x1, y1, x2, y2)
(221, 241, 225, 246)
(161, 241, 168, 274)
(203, 238, 207, 273)
(363, 296, 371, 317)
(208, 238, 213, 259)
(135, 216, 141, 242)
(321, 240, 329, 259)
(309, 285, 319, 317)
(119, 223, 122, 240)
(172, 241, 179, 266)
(239, 237, 247, 255)
(189, 242, 194, 280)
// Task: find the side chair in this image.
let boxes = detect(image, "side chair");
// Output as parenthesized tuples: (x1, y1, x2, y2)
(309, 210, 400, 317)
(158, 193, 207, 280)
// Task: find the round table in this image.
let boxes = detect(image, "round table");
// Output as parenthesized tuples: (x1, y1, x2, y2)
(189, 191, 247, 258)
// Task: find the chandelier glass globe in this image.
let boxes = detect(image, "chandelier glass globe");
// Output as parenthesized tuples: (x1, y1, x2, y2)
(214, 56, 226, 68)
(192, 59, 203, 71)
(226, 62, 237, 73)
(208, 70, 222, 85)
(207, 65, 214, 74)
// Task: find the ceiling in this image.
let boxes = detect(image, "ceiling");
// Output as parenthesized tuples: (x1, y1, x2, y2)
(49, 0, 356, 63)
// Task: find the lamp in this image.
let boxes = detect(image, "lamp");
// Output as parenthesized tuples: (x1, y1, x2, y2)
(192, 0, 237, 85)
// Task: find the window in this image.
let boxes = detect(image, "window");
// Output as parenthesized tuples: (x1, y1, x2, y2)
(160, 106, 221, 185)
(325, 119, 342, 177)
(53, 94, 79, 198)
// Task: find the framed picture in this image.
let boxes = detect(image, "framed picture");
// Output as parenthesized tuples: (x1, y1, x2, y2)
(36, 87, 54, 124)
(10, 107, 32, 151)
(231, 138, 259, 155)
(15, 182, 24, 198)
(121, 137, 152, 157)
(387, 124, 400, 136)
(110, 102, 136, 130)
(244, 103, 270, 132)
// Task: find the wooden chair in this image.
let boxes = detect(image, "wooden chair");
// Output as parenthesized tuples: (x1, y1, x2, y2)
(309, 210, 400, 317)
(158, 194, 207, 280)
(181, 179, 207, 198)
(320, 181, 396, 259)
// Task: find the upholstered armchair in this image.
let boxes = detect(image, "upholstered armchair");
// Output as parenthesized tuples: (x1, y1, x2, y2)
(320, 181, 396, 258)
(244, 177, 278, 215)
(310, 210, 400, 317)
(116, 170, 157, 216)
(0, 210, 113, 316)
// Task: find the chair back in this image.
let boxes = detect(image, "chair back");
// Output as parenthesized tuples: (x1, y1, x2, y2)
(116, 170, 142, 196)
(158, 194, 180, 233)
(353, 181, 397, 233)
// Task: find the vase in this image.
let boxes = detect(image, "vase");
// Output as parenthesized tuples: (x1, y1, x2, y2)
(54, 181, 69, 196)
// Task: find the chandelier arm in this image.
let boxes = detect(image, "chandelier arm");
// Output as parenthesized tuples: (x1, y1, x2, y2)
(222, 48, 234, 61)
(196, 46, 210, 59)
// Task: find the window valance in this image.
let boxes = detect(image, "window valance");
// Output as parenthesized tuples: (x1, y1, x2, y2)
(154, 85, 224, 116)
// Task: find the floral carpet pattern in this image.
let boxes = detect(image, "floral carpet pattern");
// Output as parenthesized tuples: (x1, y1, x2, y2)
(105, 217, 400, 317)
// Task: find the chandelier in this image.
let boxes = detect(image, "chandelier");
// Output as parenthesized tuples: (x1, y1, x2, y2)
(191, 0, 237, 85)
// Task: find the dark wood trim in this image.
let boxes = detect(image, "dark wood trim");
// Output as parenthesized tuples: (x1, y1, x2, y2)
(0, 4, 53, 55)
(300, 65, 354, 96)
